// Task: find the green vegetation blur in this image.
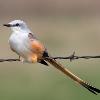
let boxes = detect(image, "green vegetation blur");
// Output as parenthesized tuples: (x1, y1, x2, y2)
(0, 0, 100, 100)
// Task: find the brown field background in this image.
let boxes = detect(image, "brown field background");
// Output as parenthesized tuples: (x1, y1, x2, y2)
(0, 0, 100, 100)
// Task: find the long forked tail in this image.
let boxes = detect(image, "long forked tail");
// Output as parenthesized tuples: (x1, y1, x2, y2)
(45, 57, 100, 95)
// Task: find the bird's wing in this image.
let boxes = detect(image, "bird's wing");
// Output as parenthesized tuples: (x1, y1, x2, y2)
(28, 33, 46, 62)
(28, 33, 45, 54)
(28, 33, 37, 40)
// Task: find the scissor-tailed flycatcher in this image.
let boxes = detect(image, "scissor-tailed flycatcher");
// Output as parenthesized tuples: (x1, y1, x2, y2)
(3, 20, 100, 95)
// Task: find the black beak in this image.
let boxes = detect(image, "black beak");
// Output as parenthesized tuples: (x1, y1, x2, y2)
(3, 24, 12, 27)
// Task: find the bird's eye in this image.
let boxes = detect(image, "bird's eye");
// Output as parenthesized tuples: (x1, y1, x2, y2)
(16, 23, 20, 26)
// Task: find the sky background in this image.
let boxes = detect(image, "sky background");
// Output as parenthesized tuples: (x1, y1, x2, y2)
(0, 0, 100, 100)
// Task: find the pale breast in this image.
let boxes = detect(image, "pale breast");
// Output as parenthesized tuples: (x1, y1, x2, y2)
(9, 32, 45, 63)
(9, 32, 31, 58)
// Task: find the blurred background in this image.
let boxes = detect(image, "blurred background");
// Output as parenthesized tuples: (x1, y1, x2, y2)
(0, 0, 100, 100)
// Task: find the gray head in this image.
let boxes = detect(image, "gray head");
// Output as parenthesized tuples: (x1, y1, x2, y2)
(3, 20, 30, 32)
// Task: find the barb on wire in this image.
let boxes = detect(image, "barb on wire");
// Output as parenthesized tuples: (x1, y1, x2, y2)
(0, 52, 100, 62)
(53, 52, 100, 61)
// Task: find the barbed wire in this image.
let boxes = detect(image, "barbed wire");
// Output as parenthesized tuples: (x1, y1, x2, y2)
(0, 58, 20, 62)
(0, 52, 100, 62)
(53, 52, 100, 61)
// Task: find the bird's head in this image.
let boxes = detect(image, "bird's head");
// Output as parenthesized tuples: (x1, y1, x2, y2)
(3, 20, 30, 32)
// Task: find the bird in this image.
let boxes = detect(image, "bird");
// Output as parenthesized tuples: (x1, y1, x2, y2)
(3, 20, 100, 95)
